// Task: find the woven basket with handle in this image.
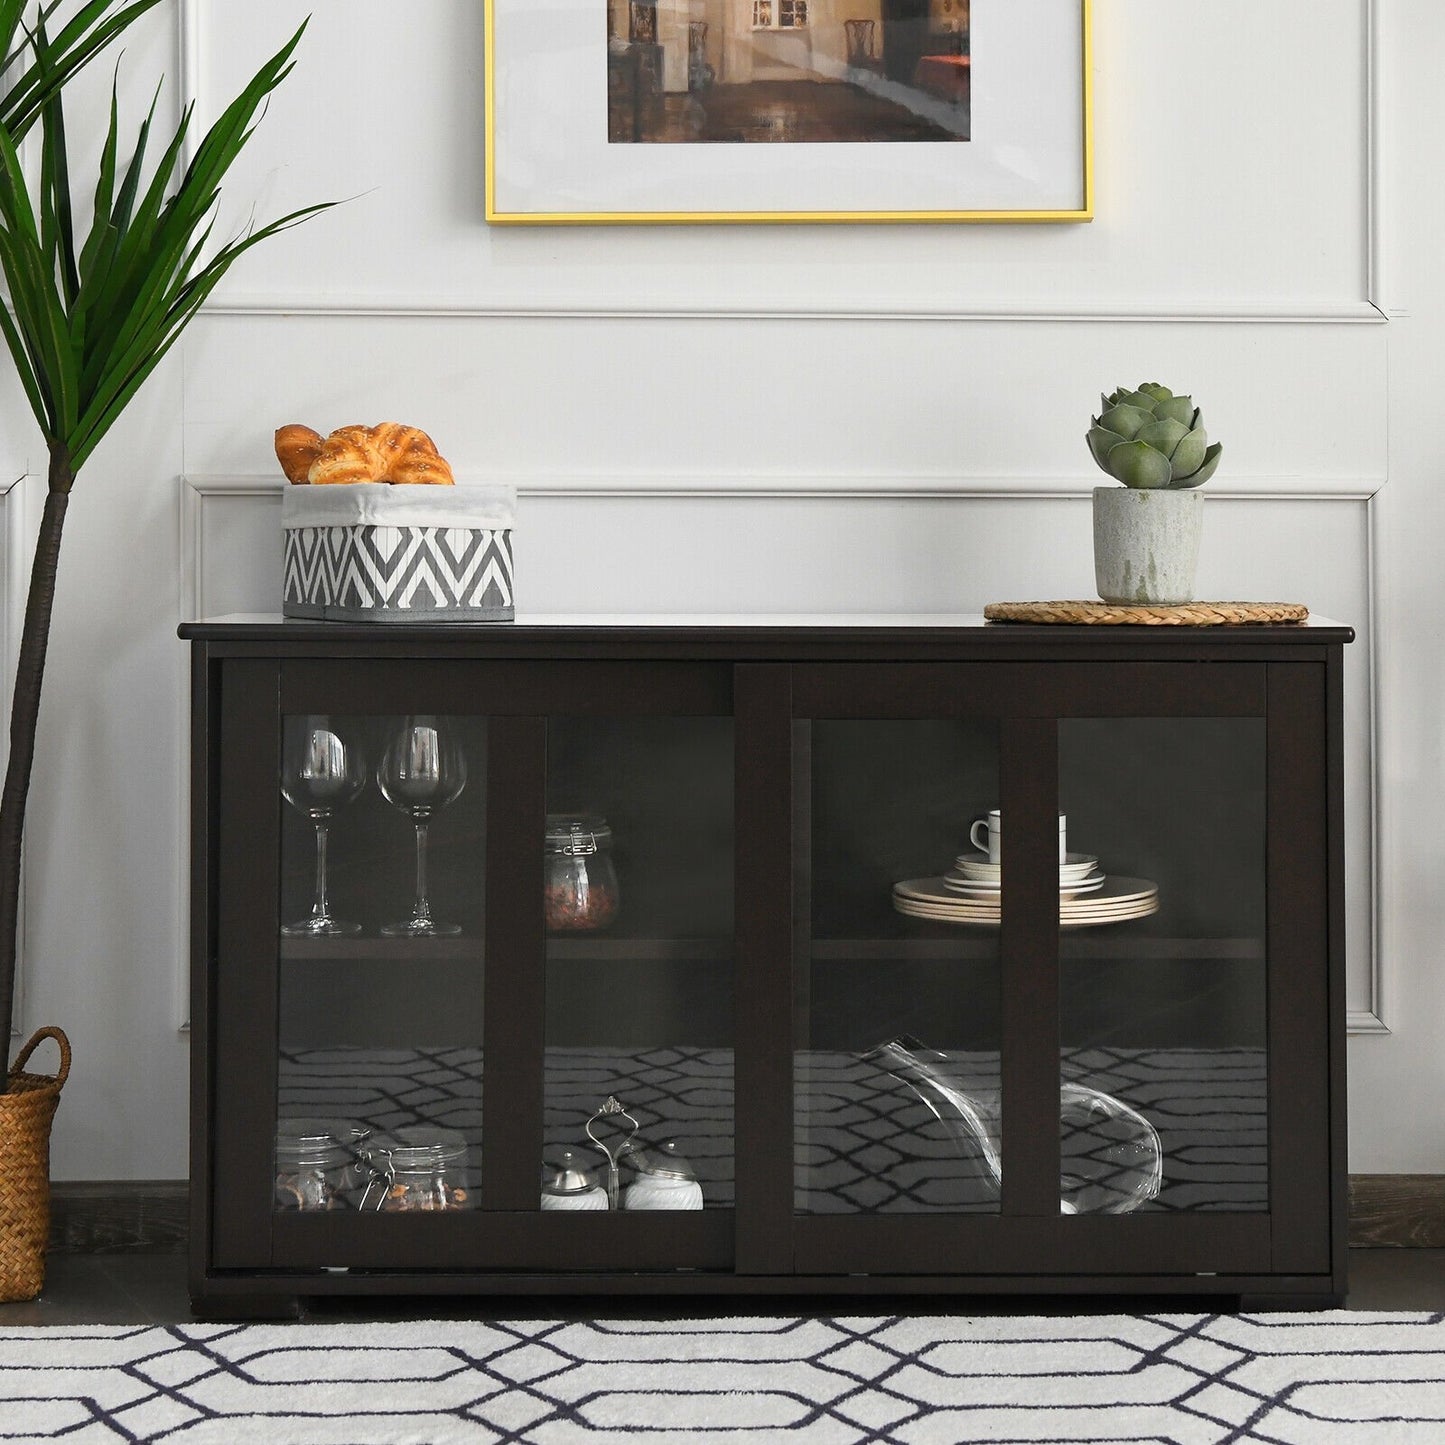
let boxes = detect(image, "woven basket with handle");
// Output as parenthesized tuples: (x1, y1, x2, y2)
(0, 1027, 71, 1302)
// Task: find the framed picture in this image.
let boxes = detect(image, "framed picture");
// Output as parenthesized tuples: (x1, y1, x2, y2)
(484, 0, 1092, 225)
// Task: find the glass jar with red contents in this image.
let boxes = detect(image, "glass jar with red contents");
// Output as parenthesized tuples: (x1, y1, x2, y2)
(544, 813, 620, 932)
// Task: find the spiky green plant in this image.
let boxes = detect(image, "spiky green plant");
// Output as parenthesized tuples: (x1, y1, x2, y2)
(1086, 383, 1223, 490)
(0, 0, 168, 139)
(0, 7, 334, 1074)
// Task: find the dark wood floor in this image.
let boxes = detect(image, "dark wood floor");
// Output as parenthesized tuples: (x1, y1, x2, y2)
(624, 79, 968, 144)
(1, 1250, 1440, 1325)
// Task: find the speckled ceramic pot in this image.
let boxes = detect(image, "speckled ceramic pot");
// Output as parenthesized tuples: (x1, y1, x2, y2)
(1092, 486, 1203, 605)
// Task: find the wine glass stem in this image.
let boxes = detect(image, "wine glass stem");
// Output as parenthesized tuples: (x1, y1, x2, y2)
(311, 821, 332, 922)
(412, 821, 433, 924)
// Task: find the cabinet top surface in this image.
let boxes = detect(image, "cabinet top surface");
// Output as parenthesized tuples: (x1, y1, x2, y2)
(180, 612, 1354, 648)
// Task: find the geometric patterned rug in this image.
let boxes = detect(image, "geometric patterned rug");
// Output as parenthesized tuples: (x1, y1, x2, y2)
(1, 1313, 1440, 1442)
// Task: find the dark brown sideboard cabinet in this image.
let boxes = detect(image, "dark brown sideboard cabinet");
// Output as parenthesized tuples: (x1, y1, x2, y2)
(182, 614, 1352, 1317)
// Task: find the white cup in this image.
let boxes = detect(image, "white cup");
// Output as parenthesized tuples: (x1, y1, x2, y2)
(969, 810, 1067, 865)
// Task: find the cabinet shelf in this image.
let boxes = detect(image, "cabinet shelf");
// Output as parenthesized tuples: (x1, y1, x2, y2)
(278, 937, 483, 962)
(546, 937, 731, 962)
(281, 932, 1263, 966)
(279, 936, 734, 964)
(811, 935, 1265, 962)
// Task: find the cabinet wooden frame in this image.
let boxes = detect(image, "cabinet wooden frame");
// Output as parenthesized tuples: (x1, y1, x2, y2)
(784, 659, 1327, 1280)
(206, 655, 742, 1276)
(184, 617, 1351, 1312)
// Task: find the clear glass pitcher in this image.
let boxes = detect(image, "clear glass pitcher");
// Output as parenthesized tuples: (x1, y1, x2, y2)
(861, 1036, 1162, 1214)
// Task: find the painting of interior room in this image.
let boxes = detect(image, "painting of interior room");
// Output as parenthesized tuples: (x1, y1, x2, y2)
(607, 0, 971, 142)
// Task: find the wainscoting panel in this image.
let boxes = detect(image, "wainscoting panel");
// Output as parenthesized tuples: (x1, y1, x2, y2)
(181, 476, 1377, 1030)
(179, 315, 1388, 489)
(181, 477, 284, 623)
(191, 0, 1375, 318)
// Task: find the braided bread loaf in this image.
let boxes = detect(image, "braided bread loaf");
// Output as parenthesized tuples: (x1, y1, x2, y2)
(275, 422, 455, 486)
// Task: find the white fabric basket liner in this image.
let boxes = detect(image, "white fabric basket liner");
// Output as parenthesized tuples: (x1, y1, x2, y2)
(282, 482, 515, 530)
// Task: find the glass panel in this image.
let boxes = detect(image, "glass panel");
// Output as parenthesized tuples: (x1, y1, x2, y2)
(798, 719, 1002, 1214)
(275, 714, 487, 1215)
(1059, 718, 1267, 1214)
(542, 717, 734, 1214)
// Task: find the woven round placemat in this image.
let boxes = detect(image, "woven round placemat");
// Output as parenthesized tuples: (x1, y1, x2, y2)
(983, 601, 1309, 626)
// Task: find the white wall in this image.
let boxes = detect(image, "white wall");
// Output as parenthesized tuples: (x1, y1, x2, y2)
(0, 0, 1425, 1178)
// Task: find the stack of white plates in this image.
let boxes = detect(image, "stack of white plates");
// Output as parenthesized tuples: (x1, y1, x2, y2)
(945, 851, 1104, 898)
(892, 874, 1160, 929)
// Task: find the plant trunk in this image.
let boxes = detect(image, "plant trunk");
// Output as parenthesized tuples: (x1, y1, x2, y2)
(0, 443, 73, 1082)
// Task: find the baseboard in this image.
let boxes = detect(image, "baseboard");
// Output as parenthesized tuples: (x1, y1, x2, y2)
(44, 1177, 1445, 1253)
(1347, 1175, 1445, 1247)
(47, 1181, 188, 1255)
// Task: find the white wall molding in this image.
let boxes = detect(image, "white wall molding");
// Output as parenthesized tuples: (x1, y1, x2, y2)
(180, 476, 278, 624)
(183, 473, 1382, 503)
(520, 476, 1383, 501)
(196, 300, 1391, 325)
(177, 0, 201, 173)
(1, 472, 33, 1039)
(1365, 0, 1387, 310)
(1351, 481, 1388, 1034)
(175, 474, 283, 1031)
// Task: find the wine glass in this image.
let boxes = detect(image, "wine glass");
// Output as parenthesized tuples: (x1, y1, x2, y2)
(377, 716, 467, 936)
(280, 717, 367, 936)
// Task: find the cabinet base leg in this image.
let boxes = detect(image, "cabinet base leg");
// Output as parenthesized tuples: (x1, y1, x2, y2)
(1235, 1292, 1346, 1312)
(190, 1294, 305, 1322)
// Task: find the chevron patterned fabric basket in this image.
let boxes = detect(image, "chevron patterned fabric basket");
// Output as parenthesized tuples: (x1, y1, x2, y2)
(282, 483, 515, 623)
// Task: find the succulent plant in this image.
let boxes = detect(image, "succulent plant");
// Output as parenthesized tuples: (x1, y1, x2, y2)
(1087, 383, 1222, 489)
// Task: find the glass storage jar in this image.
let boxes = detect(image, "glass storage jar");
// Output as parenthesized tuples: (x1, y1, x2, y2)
(274, 1119, 371, 1211)
(361, 1127, 473, 1212)
(544, 813, 620, 932)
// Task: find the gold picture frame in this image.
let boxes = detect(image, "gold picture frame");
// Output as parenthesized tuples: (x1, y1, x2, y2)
(485, 0, 1092, 225)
